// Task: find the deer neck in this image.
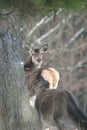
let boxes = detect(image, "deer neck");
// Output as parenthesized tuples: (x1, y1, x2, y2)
(37, 60, 42, 69)
(28, 56, 35, 69)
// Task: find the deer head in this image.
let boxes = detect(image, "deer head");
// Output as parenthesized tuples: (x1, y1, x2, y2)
(24, 43, 48, 69)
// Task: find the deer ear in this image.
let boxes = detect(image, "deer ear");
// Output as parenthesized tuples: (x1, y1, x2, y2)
(22, 42, 33, 52)
(40, 44, 48, 52)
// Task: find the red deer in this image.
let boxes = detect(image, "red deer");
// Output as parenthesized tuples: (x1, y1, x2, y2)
(23, 43, 87, 130)
(35, 86, 87, 130)
(23, 43, 60, 96)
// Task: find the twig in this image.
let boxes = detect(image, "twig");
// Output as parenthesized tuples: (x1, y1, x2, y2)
(65, 28, 85, 47)
(27, 8, 62, 37)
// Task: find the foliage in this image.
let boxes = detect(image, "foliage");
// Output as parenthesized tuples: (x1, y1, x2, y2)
(32, 0, 86, 10)
(0, 0, 87, 16)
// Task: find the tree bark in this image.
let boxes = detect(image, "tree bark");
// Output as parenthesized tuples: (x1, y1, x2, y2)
(0, 24, 40, 130)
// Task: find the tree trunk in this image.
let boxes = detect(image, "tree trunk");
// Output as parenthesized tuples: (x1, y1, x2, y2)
(0, 20, 40, 130)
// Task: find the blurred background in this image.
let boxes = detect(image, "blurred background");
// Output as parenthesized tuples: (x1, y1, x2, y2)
(0, 0, 87, 128)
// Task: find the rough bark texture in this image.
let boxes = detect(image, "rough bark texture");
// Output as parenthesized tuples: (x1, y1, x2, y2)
(0, 14, 40, 130)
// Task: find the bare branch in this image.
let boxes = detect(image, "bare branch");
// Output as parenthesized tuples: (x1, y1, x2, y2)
(65, 28, 85, 47)
(35, 14, 72, 44)
(27, 8, 62, 37)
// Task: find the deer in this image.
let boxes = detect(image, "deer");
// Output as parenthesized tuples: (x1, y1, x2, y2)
(23, 42, 60, 106)
(23, 43, 60, 92)
(23, 43, 87, 130)
(35, 84, 87, 130)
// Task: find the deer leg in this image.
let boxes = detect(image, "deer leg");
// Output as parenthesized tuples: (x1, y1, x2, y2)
(56, 121, 67, 130)
(54, 117, 66, 130)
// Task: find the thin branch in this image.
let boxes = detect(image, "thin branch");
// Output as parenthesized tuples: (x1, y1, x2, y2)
(35, 22, 61, 44)
(44, 8, 62, 24)
(60, 57, 87, 71)
(65, 28, 85, 47)
(27, 8, 62, 37)
(0, 9, 14, 16)
(35, 14, 72, 44)
(27, 16, 47, 37)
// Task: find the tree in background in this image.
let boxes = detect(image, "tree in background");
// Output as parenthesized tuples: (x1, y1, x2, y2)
(0, 15, 40, 130)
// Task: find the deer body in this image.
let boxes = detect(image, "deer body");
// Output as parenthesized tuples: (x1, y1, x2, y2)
(41, 68, 59, 89)
(23, 43, 87, 130)
(23, 43, 60, 95)
(23, 43, 59, 109)
(35, 88, 87, 130)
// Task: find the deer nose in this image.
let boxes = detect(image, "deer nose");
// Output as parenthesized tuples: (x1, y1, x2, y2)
(37, 58, 41, 62)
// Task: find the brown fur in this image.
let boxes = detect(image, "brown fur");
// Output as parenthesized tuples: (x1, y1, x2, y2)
(35, 88, 87, 130)
(25, 67, 59, 97)
(23, 43, 60, 96)
(23, 44, 87, 130)
(41, 67, 59, 89)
